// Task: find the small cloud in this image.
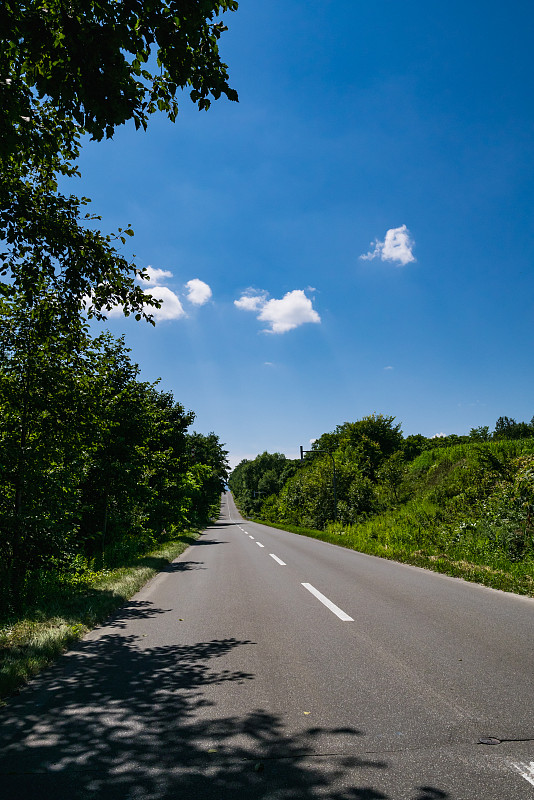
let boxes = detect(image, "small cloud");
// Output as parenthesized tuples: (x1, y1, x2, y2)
(309, 438, 317, 444)
(235, 288, 320, 334)
(259, 290, 320, 334)
(384, 365, 394, 371)
(432, 432, 447, 438)
(234, 291, 267, 312)
(185, 278, 212, 306)
(264, 361, 274, 366)
(144, 286, 185, 321)
(141, 266, 174, 286)
(360, 225, 415, 266)
(89, 270, 185, 322)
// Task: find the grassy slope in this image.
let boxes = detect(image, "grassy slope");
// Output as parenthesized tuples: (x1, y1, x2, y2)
(0, 531, 200, 700)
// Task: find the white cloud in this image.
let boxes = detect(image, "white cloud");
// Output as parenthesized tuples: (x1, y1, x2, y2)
(234, 291, 267, 312)
(360, 224, 415, 266)
(89, 271, 185, 322)
(258, 290, 320, 334)
(384, 365, 394, 370)
(432, 432, 447, 438)
(235, 289, 321, 333)
(235, 288, 321, 334)
(143, 287, 185, 321)
(141, 266, 174, 286)
(185, 278, 212, 306)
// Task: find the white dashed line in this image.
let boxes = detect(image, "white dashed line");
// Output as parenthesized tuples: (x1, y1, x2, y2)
(269, 554, 286, 566)
(301, 583, 354, 621)
(256, 542, 265, 548)
(249, 535, 254, 539)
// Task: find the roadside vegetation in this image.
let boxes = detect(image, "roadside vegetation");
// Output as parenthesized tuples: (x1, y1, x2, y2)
(0, 309, 228, 698)
(0, 530, 203, 700)
(229, 415, 534, 597)
(1, 2, 237, 699)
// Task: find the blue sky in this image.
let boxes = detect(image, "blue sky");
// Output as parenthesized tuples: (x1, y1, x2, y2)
(73, 0, 534, 467)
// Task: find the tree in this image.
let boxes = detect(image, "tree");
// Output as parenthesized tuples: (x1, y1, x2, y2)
(470, 425, 491, 442)
(0, 290, 225, 611)
(0, 0, 238, 319)
(186, 431, 229, 523)
(313, 414, 403, 469)
(229, 453, 298, 516)
(0, 291, 105, 607)
(403, 433, 429, 460)
(1, 0, 239, 148)
(493, 416, 533, 441)
(377, 451, 406, 503)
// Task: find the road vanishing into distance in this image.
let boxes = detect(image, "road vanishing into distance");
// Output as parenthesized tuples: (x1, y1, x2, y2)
(1, 492, 533, 799)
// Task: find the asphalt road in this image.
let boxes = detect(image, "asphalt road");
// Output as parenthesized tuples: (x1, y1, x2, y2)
(1, 492, 533, 799)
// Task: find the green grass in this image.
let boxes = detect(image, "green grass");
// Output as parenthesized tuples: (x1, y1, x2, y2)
(0, 531, 200, 700)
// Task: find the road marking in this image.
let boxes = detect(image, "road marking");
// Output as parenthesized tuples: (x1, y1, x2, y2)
(249, 535, 254, 539)
(256, 542, 265, 548)
(269, 554, 286, 565)
(510, 760, 534, 787)
(301, 583, 354, 621)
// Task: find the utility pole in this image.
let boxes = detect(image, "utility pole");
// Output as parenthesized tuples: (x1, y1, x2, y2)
(299, 445, 337, 522)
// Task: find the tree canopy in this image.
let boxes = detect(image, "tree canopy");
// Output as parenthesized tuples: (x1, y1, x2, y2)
(0, 0, 238, 319)
(1, 0, 238, 147)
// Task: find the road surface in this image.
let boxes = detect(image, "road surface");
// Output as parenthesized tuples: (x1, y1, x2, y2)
(0, 492, 533, 798)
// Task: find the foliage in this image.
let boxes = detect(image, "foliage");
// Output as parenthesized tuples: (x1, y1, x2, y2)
(232, 415, 534, 594)
(1, 0, 238, 148)
(0, 292, 228, 614)
(185, 432, 229, 524)
(493, 415, 533, 440)
(251, 415, 403, 530)
(311, 414, 403, 474)
(228, 452, 299, 517)
(0, 0, 238, 320)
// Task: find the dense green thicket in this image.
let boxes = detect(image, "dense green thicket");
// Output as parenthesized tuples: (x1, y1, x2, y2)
(229, 415, 534, 590)
(0, 292, 228, 616)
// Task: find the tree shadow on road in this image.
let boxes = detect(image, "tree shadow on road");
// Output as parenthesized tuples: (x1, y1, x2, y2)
(163, 559, 206, 572)
(0, 630, 452, 799)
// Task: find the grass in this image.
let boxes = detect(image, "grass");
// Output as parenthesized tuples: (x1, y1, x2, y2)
(0, 530, 200, 701)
